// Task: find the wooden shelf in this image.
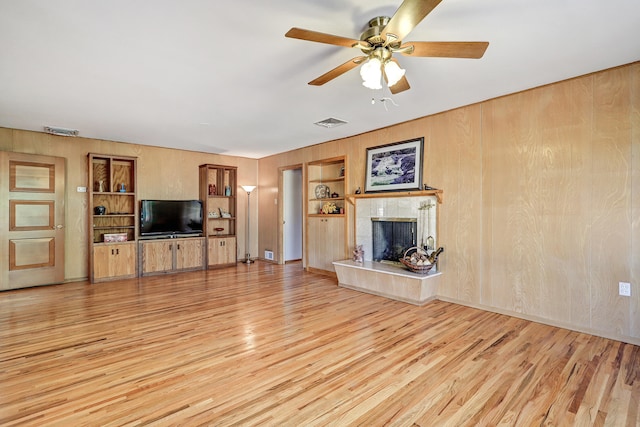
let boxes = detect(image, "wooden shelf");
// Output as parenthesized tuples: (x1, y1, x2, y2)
(308, 214, 345, 218)
(346, 189, 443, 205)
(309, 177, 344, 184)
(88, 153, 139, 283)
(199, 164, 238, 267)
(308, 197, 344, 202)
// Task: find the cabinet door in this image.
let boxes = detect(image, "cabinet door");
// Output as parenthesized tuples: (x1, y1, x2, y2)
(93, 243, 137, 280)
(208, 237, 236, 266)
(307, 217, 326, 270)
(141, 240, 173, 274)
(176, 239, 205, 270)
(324, 217, 345, 270)
(307, 216, 345, 272)
(113, 243, 137, 277)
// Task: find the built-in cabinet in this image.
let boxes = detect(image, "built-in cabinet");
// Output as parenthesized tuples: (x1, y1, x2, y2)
(306, 156, 347, 274)
(88, 154, 138, 283)
(139, 237, 205, 276)
(92, 244, 137, 281)
(207, 237, 237, 266)
(199, 164, 238, 268)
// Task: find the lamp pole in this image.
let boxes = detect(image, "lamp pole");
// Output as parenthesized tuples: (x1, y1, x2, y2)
(241, 185, 256, 264)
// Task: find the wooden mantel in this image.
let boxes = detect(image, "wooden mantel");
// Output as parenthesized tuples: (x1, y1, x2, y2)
(346, 189, 443, 205)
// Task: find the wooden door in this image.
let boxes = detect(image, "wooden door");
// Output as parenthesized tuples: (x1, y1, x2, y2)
(208, 237, 236, 267)
(93, 243, 137, 281)
(306, 217, 325, 270)
(112, 244, 137, 277)
(0, 152, 65, 290)
(175, 238, 204, 271)
(324, 216, 345, 271)
(307, 216, 344, 273)
(141, 240, 173, 274)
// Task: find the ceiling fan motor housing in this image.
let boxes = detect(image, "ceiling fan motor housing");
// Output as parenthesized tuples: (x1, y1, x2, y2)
(361, 16, 391, 46)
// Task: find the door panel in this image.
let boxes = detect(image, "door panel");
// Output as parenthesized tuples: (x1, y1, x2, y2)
(1, 152, 65, 290)
(9, 238, 55, 270)
(10, 200, 55, 230)
(176, 239, 204, 270)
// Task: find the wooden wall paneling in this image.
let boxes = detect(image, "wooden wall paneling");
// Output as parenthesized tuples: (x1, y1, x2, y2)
(256, 155, 283, 263)
(480, 103, 495, 308)
(424, 114, 452, 294)
(537, 77, 592, 327)
(482, 92, 540, 314)
(516, 89, 547, 319)
(631, 63, 640, 338)
(590, 68, 633, 337)
(443, 106, 483, 303)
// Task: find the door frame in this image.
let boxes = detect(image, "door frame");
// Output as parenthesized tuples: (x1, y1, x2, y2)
(277, 164, 304, 265)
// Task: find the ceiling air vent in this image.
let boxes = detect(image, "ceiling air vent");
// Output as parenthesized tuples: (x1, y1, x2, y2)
(314, 117, 347, 129)
(44, 126, 79, 137)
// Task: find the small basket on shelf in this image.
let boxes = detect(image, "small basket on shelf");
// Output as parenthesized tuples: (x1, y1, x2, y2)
(399, 246, 436, 275)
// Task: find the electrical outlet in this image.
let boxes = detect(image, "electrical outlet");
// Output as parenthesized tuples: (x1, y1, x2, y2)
(77, 186, 87, 192)
(619, 282, 631, 297)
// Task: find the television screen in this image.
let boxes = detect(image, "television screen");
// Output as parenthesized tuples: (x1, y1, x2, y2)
(140, 200, 203, 237)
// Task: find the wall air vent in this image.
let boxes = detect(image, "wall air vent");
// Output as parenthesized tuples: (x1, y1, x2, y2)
(44, 126, 79, 137)
(314, 117, 347, 129)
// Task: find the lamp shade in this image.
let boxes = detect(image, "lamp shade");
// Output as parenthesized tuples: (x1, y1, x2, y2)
(384, 60, 405, 87)
(241, 185, 256, 193)
(360, 57, 382, 90)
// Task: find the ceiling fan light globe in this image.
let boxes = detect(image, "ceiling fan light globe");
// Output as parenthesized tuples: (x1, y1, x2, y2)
(360, 57, 383, 90)
(384, 61, 405, 87)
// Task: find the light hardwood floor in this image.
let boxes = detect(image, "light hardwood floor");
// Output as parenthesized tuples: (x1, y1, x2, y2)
(1, 262, 638, 426)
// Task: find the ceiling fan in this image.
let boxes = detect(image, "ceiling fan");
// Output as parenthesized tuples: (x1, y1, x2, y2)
(285, 0, 489, 94)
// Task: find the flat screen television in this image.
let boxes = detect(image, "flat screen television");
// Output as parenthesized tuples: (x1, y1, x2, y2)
(140, 200, 203, 238)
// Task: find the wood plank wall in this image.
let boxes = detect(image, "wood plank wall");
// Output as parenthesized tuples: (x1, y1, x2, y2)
(257, 62, 640, 344)
(0, 133, 258, 281)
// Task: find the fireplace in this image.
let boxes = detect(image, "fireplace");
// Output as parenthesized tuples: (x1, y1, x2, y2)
(354, 195, 438, 263)
(371, 218, 417, 262)
(334, 193, 442, 305)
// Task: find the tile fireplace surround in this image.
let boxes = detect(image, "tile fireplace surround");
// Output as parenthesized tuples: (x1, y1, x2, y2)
(334, 193, 442, 305)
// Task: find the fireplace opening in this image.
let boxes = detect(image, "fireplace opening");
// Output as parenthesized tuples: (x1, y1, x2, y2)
(372, 218, 417, 263)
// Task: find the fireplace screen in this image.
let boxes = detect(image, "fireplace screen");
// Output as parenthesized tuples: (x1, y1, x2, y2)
(371, 218, 417, 262)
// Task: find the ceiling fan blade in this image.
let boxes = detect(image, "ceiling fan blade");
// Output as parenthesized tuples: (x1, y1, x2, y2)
(385, 58, 410, 94)
(381, 0, 443, 43)
(285, 28, 362, 48)
(402, 41, 489, 58)
(308, 56, 367, 86)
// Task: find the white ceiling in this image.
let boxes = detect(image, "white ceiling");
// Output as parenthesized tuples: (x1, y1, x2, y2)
(1, 1, 639, 159)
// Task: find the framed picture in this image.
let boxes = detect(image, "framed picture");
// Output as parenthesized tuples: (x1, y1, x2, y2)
(365, 137, 424, 193)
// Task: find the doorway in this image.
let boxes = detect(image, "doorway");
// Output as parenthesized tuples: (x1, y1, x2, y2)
(279, 166, 303, 263)
(0, 152, 66, 290)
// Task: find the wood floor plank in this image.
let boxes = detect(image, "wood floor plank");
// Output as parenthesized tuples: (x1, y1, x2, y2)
(0, 262, 638, 426)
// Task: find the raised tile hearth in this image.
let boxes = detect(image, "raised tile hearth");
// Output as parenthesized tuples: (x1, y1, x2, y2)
(333, 260, 442, 305)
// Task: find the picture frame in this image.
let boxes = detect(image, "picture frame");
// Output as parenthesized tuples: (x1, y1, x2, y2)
(364, 137, 424, 193)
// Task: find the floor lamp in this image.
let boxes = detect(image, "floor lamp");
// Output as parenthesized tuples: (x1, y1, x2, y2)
(241, 185, 256, 264)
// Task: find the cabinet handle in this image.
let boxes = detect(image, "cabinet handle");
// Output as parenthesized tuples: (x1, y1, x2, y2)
(111, 248, 114, 255)
(177, 244, 180, 250)
(116, 248, 119, 255)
